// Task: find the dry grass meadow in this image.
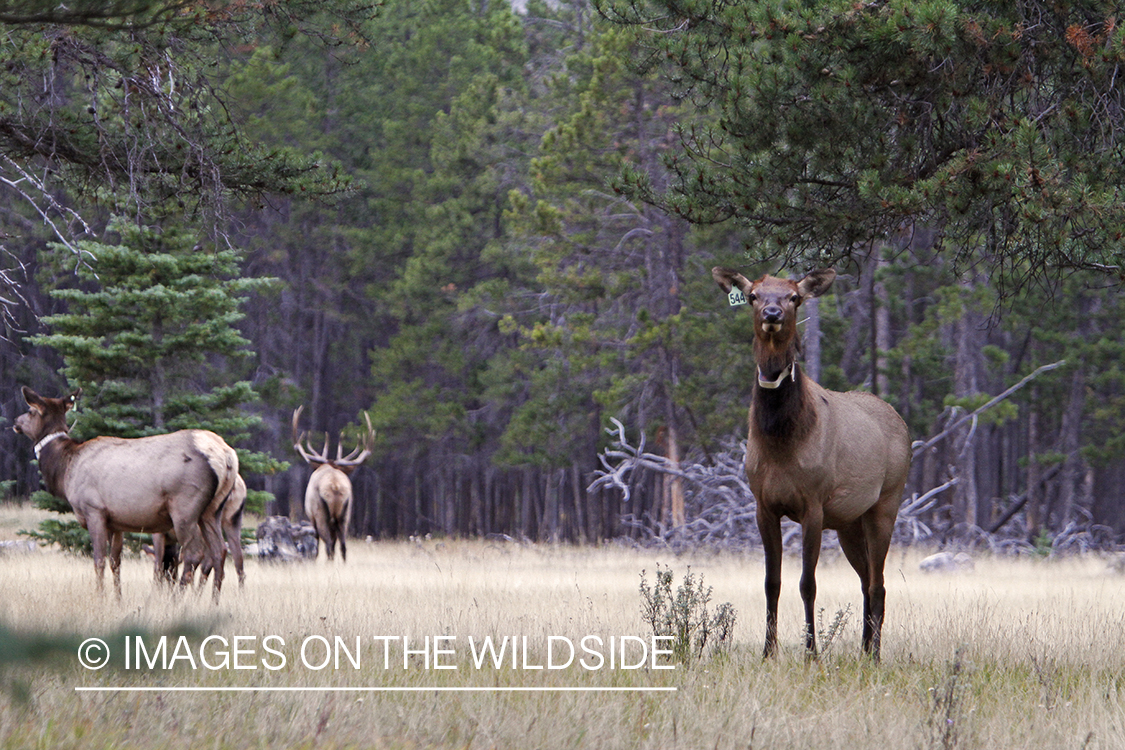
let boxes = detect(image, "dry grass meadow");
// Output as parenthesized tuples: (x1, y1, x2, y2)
(2, 502, 1125, 749)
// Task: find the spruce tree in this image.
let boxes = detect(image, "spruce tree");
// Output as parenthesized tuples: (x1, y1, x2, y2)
(25, 216, 281, 551)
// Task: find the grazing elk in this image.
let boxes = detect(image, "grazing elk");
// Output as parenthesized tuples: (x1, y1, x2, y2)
(14, 387, 238, 600)
(152, 472, 248, 587)
(712, 268, 911, 661)
(291, 406, 373, 561)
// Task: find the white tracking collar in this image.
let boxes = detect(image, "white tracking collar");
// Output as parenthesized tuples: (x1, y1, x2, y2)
(34, 431, 68, 459)
(757, 364, 793, 390)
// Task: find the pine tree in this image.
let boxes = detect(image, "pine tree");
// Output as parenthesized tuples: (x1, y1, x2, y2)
(597, 0, 1125, 292)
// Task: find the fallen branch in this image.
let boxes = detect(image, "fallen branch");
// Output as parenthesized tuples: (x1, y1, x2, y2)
(911, 360, 1066, 456)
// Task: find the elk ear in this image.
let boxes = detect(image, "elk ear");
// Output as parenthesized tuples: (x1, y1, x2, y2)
(797, 269, 836, 300)
(712, 267, 753, 295)
(21, 386, 45, 408)
(66, 389, 82, 411)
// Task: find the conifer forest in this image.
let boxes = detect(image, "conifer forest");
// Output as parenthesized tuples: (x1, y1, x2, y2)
(2, 0, 1125, 552)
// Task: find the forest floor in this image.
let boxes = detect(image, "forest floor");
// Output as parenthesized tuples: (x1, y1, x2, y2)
(1, 501, 1124, 749)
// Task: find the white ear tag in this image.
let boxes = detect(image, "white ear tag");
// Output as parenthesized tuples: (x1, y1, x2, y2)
(727, 288, 747, 306)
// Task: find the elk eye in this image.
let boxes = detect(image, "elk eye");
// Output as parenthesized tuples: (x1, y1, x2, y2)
(791, 294, 800, 303)
(747, 293, 757, 303)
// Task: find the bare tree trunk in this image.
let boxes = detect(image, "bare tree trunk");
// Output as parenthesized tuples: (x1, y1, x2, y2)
(872, 253, 891, 397)
(545, 469, 559, 542)
(952, 286, 982, 530)
(804, 296, 822, 383)
(571, 463, 587, 543)
(665, 422, 684, 527)
(1054, 367, 1087, 528)
(1026, 387, 1042, 540)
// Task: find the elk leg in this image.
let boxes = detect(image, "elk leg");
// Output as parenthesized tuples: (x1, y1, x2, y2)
(225, 515, 245, 586)
(339, 504, 349, 562)
(109, 530, 124, 600)
(318, 516, 334, 561)
(861, 506, 896, 662)
(800, 509, 823, 657)
(153, 533, 165, 583)
(757, 506, 783, 658)
(153, 533, 178, 585)
(173, 516, 204, 590)
(86, 513, 109, 595)
(199, 510, 224, 603)
(836, 521, 873, 650)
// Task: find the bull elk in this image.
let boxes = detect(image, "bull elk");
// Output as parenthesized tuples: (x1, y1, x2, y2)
(291, 406, 374, 561)
(14, 387, 238, 600)
(712, 268, 911, 661)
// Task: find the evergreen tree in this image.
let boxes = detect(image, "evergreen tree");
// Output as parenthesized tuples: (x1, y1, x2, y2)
(597, 0, 1125, 292)
(26, 217, 281, 550)
(360, 0, 530, 454)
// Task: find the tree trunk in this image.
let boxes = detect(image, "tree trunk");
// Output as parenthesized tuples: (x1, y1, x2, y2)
(871, 251, 891, 397)
(952, 286, 982, 530)
(804, 296, 822, 383)
(1054, 367, 1087, 528)
(1026, 388, 1042, 540)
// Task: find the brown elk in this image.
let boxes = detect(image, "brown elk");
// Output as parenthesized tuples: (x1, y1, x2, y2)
(152, 472, 248, 587)
(712, 268, 911, 661)
(291, 406, 373, 561)
(14, 387, 238, 600)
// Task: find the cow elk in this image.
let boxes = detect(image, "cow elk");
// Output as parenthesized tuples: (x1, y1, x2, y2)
(292, 406, 374, 562)
(14, 387, 238, 601)
(712, 268, 911, 661)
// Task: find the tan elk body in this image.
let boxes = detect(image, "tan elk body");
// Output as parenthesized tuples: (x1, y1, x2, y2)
(712, 268, 911, 660)
(292, 407, 373, 561)
(14, 387, 238, 599)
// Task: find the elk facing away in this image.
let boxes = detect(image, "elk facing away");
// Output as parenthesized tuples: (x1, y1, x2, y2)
(292, 407, 373, 562)
(712, 268, 911, 661)
(14, 387, 239, 600)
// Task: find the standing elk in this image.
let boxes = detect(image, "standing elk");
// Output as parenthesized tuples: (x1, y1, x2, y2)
(14, 387, 238, 600)
(152, 472, 248, 587)
(712, 268, 911, 661)
(291, 406, 373, 561)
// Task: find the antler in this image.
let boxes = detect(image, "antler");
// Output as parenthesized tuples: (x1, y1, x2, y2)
(333, 412, 374, 468)
(292, 406, 374, 468)
(291, 406, 331, 466)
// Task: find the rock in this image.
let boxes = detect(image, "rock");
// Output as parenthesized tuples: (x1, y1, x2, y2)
(919, 551, 975, 573)
(256, 516, 319, 562)
(1108, 554, 1125, 574)
(0, 539, 38, 554)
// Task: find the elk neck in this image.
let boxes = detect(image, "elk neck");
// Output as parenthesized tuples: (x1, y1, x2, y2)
(751, 331, 816, 445)
(33, 433, 76, 498)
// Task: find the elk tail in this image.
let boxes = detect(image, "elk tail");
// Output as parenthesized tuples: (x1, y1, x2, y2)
(197, 432, 239, 515)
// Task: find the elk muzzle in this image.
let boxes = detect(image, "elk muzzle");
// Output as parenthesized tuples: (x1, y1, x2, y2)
(761, 304, 784, 333)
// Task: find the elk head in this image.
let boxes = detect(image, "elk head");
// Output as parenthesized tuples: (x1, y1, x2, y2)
(291, 406, 374, 475)
(712, 268, 835, 388)
(14, 387, 81, 452)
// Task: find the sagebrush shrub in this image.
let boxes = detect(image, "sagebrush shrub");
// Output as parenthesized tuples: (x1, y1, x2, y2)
(639, 564, 736, 664)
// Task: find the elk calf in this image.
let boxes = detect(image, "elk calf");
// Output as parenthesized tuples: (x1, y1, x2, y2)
(713, 268, 911, 660)
(14, 387, 238, 600)
(292, 407, 373, 561)
(153, 472, 248, 587)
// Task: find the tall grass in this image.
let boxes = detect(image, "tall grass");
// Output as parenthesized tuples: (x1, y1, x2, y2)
(1, 531, 1124, 749)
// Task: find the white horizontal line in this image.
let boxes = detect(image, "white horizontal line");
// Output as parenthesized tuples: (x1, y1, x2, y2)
(75, 686, 677, 693)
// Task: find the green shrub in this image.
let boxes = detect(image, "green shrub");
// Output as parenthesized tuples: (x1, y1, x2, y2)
(639, 565, 736, 664)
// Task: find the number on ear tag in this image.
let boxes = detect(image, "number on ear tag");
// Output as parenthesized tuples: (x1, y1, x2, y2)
(727, 288, 748, 306)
